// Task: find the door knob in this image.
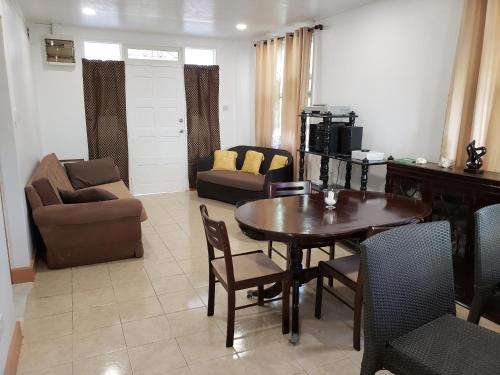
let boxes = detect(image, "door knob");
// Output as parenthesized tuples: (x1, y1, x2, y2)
(179, 129, 184, 134)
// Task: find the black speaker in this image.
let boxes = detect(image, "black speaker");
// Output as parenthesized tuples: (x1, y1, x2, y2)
(308, 122, 325, 152)
(339, 126, 363, 155)
(327, 123, 344, 155)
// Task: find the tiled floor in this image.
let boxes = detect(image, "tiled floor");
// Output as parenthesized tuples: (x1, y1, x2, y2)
(16, 191, 499, 374)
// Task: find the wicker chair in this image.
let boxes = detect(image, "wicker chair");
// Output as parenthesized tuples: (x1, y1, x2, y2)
(361, 221, 500, 375)
(468, 204, 500, 324)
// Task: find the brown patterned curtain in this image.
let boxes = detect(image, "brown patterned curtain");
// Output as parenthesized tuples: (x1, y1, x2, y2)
(82, 59, 129, 186)
(184, 65, 220, 188)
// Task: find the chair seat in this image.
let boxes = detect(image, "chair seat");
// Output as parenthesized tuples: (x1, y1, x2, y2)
(321, 255, 360, 282)
(211, 252, 285, 288)
(385, 314, 500, 375)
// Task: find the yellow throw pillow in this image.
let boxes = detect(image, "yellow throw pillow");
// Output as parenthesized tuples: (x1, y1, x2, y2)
(212, 150, 238, 171)
(269, 155, 289, 171)
(240, 150, 265, 175)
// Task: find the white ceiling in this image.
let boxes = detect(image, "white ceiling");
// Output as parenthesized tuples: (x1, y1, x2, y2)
(18, 0, 376, 39)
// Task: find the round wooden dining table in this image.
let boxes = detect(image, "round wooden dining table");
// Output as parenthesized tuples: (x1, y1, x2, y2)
(235, 190, 431, 344)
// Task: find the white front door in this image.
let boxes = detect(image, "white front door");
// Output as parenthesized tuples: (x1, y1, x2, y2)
(126, 64, 188, 194)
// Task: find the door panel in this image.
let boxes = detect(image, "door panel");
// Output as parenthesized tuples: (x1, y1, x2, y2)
(126, 64, 187, 194)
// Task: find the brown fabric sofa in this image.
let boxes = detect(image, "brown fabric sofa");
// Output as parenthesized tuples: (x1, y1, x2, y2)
(196, 146, 293, 204)
(25, 154, 147, 269)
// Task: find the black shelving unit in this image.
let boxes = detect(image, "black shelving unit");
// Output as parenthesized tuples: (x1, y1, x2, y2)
(298, 111, 388, 190)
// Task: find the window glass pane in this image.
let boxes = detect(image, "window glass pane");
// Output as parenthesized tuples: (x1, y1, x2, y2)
(84, 42, 121, 61)
(127, 48, 179, 61)
(184, 48, 215, 65)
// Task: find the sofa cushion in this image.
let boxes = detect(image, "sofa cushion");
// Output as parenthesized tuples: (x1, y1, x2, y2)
(241, 150, 264, 175)
(59, 187, 118, 204)
(32, 177, 63, 206)
(26, 154, 75, 210)
(197, 170, 265, 192)
(65, 158, 121, 189)
(212, 150, 238, 171)
(95, 181, 148, 221)
(269, 154, 289, 171)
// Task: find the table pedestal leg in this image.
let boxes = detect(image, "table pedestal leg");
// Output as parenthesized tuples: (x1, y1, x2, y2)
(289, 243, 303, 344)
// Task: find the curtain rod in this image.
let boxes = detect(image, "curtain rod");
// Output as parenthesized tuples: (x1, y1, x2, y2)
(253, 24, 323, 47)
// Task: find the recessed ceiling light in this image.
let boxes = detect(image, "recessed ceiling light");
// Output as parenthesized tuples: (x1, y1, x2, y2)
(236, 23, 247, 31)
(82, 7, 96, 16)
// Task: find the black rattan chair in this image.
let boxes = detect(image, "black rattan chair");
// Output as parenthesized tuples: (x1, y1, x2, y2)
(468, 204, 500, 324)
(361, 221, 500, 375)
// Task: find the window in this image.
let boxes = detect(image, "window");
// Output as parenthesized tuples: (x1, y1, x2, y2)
(84, 41, 121, 61)
(127, 47, 180, 62)
(184, 48, 216, 65)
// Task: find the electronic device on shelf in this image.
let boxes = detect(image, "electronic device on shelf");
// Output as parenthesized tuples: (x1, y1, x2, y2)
(351, 150, 385, 161)
(304, 104, 328, 114)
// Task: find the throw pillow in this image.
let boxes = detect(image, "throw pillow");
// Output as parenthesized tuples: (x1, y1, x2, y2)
(212, 150, 238, 171)
(240, 150, 265, 175)
(65, 157, 121, 189)
(269, 155, 289, 171)
(59, 187, 118, 204)
(32, 177, 63, 206)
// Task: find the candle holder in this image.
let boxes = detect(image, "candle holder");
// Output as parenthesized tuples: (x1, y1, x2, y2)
(323, 188, 339, 210)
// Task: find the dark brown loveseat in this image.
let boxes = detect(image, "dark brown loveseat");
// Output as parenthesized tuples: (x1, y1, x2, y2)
(25, 154, 147, 269)
(196, 146, 293, 204)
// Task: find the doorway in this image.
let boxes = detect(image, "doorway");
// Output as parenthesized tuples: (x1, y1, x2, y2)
(126, 59, 188, 195)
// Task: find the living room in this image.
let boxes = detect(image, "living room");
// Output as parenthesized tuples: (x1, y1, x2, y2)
(0, 0, 499, 374)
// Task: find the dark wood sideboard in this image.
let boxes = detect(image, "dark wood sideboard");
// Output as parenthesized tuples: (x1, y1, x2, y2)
(386, 162, 500, 311)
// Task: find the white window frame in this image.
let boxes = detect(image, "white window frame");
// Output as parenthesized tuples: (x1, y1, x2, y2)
(184, 47, 216, 65)
(123, 44, 183, 66)
(83, 40, 123, 61)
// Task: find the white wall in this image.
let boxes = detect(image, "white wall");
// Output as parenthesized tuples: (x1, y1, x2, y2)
(29, 24, 254, 161)
(309, 0, 463, 190)
(0, 0, 41, 268)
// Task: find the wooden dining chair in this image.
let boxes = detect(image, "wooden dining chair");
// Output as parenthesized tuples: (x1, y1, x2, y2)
(200, 204, 290, 347)
(314, 218, 422, 351)
(268, 181, 335, 269)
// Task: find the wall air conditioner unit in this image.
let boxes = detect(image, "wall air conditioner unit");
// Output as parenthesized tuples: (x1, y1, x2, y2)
(44, 35, 76, 65)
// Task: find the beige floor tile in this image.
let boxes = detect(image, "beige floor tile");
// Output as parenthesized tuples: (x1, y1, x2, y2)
(122, 315, 174, 348)
(142, 234, 170, 251)
(73, 287, 116, 311)
(113, 280, 156, 302)
(166, 307, 221, 337)
(188, 355, 245, 375)
(73, 349, 132, 375)
(73, 304, 121, 332)
(18, 335, 73, 373)
(73, 325, 125, 360)
(144, 259, 183, 279)
(117, 296, 163, 323)
(108, 261, 150, 285)
(72, 264, 111, 292)
(238, 341, 305, 375)
(153, 223, 184, 234)
(18, 363, 73, 375)
(22, 312, 73, 342)
(307, 353, 363, 375)
(150, 274, 193, 295)
(176, 329, 235, 364)
(170, 245, 207, 261)
(24, 294, 72, 319)
(128, 339, 187, 375)
(158, 289, 205, 314)
(185, 271, 209, 288)
(177, 257, 208, 274)
(29, 277, 72, 298)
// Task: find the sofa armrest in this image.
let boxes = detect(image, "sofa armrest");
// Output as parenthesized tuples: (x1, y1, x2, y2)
(264, 164, 294, 187)
(33, 198, 142, 226)
(197, 155, 214, 172)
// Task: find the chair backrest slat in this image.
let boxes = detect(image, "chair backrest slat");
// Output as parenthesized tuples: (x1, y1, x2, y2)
(269, 181, 312, 198)
(199, 205, 235, 286)
(360, 221, 455, 374)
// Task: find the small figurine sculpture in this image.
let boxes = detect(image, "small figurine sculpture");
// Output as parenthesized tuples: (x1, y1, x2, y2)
(464, 140, 487, 174)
